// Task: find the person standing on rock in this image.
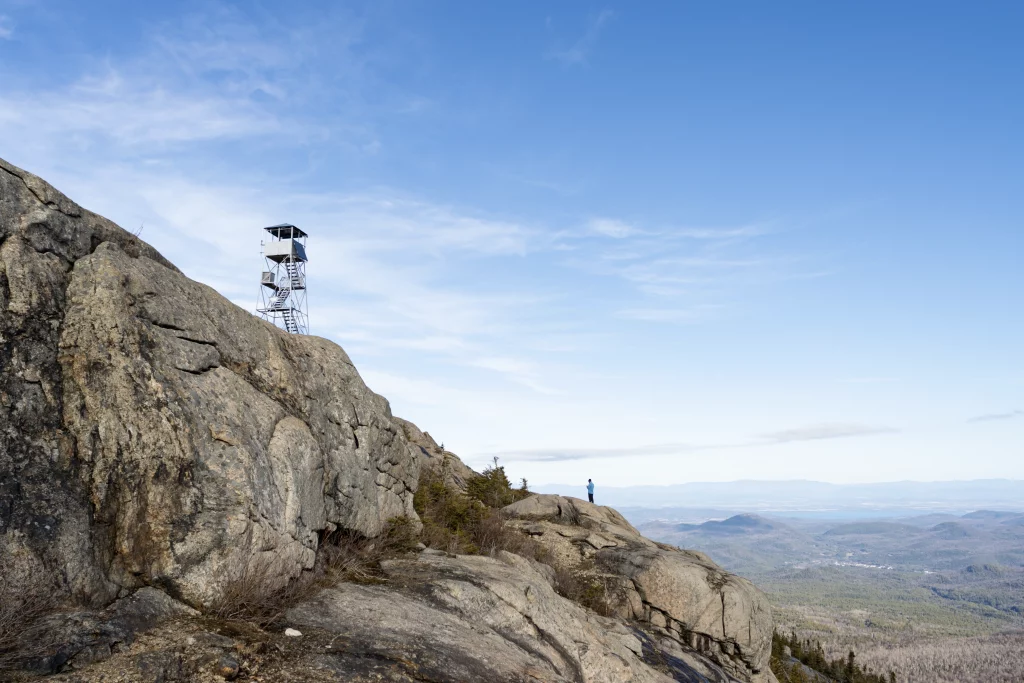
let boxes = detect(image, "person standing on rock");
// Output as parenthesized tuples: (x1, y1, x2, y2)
(587, 479, 595, 503)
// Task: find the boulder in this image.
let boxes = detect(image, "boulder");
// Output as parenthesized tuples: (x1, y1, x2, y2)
(0, 156, 419, 607)
(505, 493, 645, 538)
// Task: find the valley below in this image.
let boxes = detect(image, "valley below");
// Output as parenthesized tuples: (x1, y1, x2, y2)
(627, 505, 1024, 683)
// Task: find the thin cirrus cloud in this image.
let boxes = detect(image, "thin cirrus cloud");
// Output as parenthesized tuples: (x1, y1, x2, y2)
(968, 410, 1024, 423)
(0, 67, 281, 149)
(589, 217, 637, 239)
(0, 4, 400, 156)
(616, 305, 724, 323)
(840, 377, 900, 384)
(491, 422, 901, 463)
(562, 218, 811, 311)
(547, 9, 614, 66)
(484, 442, 702, 463)
(758, 423, 900, 444)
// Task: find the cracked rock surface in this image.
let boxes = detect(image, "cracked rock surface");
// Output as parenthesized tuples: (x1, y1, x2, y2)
(0, 156, 419, 607)
(504, 495, 776, 683)
(37, 551, 677, 683)
(26, 549, 767, 683)
(287, 551, 675, 683)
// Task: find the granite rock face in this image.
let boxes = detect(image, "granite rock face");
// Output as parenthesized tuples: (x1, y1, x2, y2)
(505, 495, 776, 683)
(0, 157, 419, 607)
(2, 159, 778, 683)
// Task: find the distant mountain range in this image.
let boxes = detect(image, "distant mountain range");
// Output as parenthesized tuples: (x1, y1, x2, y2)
(534, 479, 1024, 517)
(635, 509, 1024, 576)
(631, 504, 1024, 682)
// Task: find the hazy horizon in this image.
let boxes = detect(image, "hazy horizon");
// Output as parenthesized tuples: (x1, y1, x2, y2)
(537, 476, 1024, 487)
(534, 478, 1024, 514)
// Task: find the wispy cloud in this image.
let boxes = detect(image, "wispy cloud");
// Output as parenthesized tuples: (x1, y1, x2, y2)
(0, 4, 396, 156)
(968, 410, 1024, 423)
(589, 217, 636, 238)
(485, 442, 701, 463)
(548, 9, 614, 66)
(491, 421, 901, 463)
(561, 217, 819, 322)
(468, 356, 556, 394)
(0, 70, 280, 147)
(673, 225, 775, 240)
(758, 423, 899, 444)
(318, 194, 536, 257)
(616, 305, 724, 323)
(0, 16, 12, 40)
(840, 377, 900, 384)
(490, 167, 583, 195)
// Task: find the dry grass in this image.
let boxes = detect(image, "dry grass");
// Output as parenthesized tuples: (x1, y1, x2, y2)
(209, 518, 420, 628)
(0, 545, 62, 674)
(122, 224, 144, 258)
(550, 560, 615, 617)
(472, 511, 550, 562)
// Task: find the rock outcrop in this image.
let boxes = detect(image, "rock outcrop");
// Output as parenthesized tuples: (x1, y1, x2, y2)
(40, 549, 761, 683)
(505, 495, 775, 682)
(2, 158, 777, 683)
(288, 551, 672, 683)
(394, 417, 476, 492)
(1, 157, 419, 607)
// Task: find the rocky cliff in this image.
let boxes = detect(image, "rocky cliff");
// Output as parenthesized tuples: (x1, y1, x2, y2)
(0, 157, 776, 682)
(0, 157, 419, 608)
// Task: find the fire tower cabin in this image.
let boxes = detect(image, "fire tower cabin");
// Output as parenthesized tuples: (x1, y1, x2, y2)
(257, 224, 309, 335)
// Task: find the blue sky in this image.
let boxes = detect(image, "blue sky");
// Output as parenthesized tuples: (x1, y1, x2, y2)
(1, 1, 1021, 485)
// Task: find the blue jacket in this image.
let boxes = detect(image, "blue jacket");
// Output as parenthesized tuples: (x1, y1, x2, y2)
(587, 481, 595, 494)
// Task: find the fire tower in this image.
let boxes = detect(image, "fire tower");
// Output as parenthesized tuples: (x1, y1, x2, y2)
(256, 224, 309, 334)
